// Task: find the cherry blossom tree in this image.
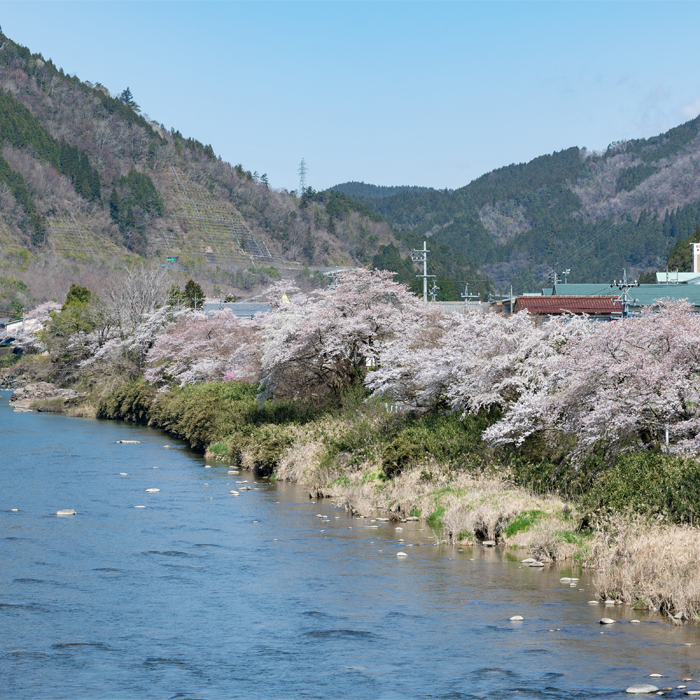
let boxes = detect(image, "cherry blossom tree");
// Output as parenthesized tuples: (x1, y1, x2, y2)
(258, 269, 430, 403)
(144, 309, 261, 388)
(485, 301, 700, 459)
(367, 308, 592, 416)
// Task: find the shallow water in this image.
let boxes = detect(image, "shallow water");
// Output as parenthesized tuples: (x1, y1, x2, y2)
(1, 391, 699, 699)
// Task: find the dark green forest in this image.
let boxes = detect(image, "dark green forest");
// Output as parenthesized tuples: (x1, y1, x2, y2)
(340, 117, 700, 290)
(109, 169, 163, 253)
(331, 182, 437, 199)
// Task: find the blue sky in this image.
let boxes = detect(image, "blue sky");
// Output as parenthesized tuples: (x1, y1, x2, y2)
(3, 2, 700, 192)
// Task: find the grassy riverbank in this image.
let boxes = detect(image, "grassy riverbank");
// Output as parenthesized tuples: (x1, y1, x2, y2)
(92, 378, 700, 619)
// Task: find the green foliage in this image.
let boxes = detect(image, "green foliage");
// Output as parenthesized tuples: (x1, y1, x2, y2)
(503, 510, 543, 537)
(581, 452, 700, 524)
(0, 153, 45, 243)
(109, 169, 163, 253)
(306, 188, 384, 224)
(0, 350, 21, 368)
(97, 380, 155, 423)
(666, 223, 700, 272)
(0, 275, 29, 319)
(616, 164, 659, 193)
(0, 89, 101, 204)
(381, 409, 499, 479)
(371, 240, 494, 301)
(62, 283, 91, 309)
(608, 116, 700, 164)
(371, 244, 417, 286)
(184, 279, 204, 309)
(330, 182, 436, 199)
(118, 87, 140, 112)
(170, 128, 216, 160)
(426, 506, 446, 526)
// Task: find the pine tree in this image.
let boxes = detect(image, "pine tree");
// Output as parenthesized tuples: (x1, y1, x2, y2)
(184, 279, 204, 310)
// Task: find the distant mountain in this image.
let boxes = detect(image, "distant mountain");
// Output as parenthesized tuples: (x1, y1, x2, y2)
(339, 119, 700, 292)
(0, 30, 399, 278)
(330, 181, 437, 199)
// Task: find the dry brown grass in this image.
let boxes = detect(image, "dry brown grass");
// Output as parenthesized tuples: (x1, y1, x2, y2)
(589, 515, 700, 618)
(272, 428, 700, 617)
(66, 402, 97, 418)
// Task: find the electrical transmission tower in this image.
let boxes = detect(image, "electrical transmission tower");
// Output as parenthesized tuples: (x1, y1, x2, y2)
(298, 158, 308, 194)
(610, 268, 639, 318)
(412, 241, 434, 303)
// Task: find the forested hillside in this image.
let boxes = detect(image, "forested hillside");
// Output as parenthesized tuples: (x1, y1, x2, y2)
(330, 181, 437, 199)
(0, 29, 403, 309)
(344, 119, 700, 292)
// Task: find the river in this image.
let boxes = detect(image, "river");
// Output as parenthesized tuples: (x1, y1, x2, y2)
(1, 391, 698, 699)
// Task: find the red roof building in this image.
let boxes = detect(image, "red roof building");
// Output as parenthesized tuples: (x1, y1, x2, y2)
(514, 295, 622, 319)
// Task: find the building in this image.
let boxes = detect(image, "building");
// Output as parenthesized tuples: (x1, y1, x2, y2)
(514, 295, 622, 320)
(549, 283, 700, 312)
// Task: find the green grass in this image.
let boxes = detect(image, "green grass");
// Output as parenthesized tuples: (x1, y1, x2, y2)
(427, 506, 446, 526)
(503, 510, 543, 538)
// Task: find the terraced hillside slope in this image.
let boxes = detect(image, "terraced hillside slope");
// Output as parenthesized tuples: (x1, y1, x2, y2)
(0, 31, 397, 276)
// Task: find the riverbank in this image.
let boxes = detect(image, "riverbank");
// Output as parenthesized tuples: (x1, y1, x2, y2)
(80, 378, 700, 620)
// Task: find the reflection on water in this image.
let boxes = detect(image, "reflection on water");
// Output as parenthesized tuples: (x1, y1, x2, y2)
(1, 391, 698, 699)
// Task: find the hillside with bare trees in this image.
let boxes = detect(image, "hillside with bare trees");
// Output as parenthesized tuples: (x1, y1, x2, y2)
(0, 28, 400, 312)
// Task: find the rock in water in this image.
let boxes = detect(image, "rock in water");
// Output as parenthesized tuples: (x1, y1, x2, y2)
(56, 509, 76, 516)
(599, 618, 615, 624)
(10, 382, 87, 411)
(626, 685, 659, 694)
(117, 440, 140, 444)
(521, 558, 537, 564)
(145, 488, 160, 493)
(396, 552, 408, 557)
(509, 615, 524, 621)
(482, 540, 496, 547)
(529, 561, 545, 568)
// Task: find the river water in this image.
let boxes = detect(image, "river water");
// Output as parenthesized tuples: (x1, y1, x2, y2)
(1, 391, 698, 699)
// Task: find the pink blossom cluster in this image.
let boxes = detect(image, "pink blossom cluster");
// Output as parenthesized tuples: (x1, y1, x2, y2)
(143, 309, 261, 388)
(484, 300, 700, 457)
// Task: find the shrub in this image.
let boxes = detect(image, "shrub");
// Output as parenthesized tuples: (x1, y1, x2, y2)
(381, 409, 498, 479)
(96, 380, 154, 423)
(582, 452, 700, 524)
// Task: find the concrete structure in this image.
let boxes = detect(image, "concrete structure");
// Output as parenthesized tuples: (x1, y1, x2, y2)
(654, 271, 700, 285)
(202, 301, 271, 318)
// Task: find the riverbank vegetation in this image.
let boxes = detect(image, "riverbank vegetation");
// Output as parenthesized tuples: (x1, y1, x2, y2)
(4, 267, 700, 618)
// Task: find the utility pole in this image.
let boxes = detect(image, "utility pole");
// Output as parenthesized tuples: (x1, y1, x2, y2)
(298, 158, 308, 194)
(550, 270, 561, 287)
(562, 268, 570, 285)
(412, 241, 434, 304)
(610, 268, 639, 319)
(429, 279, 440, 302)
(461, 284, 480, 303)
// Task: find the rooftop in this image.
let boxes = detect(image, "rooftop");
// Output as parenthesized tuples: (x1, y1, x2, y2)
(516, 295, 621, 315)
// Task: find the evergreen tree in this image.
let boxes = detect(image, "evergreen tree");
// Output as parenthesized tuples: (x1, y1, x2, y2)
(184, 279, 204, 310)
(62, 283, 91, 310)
